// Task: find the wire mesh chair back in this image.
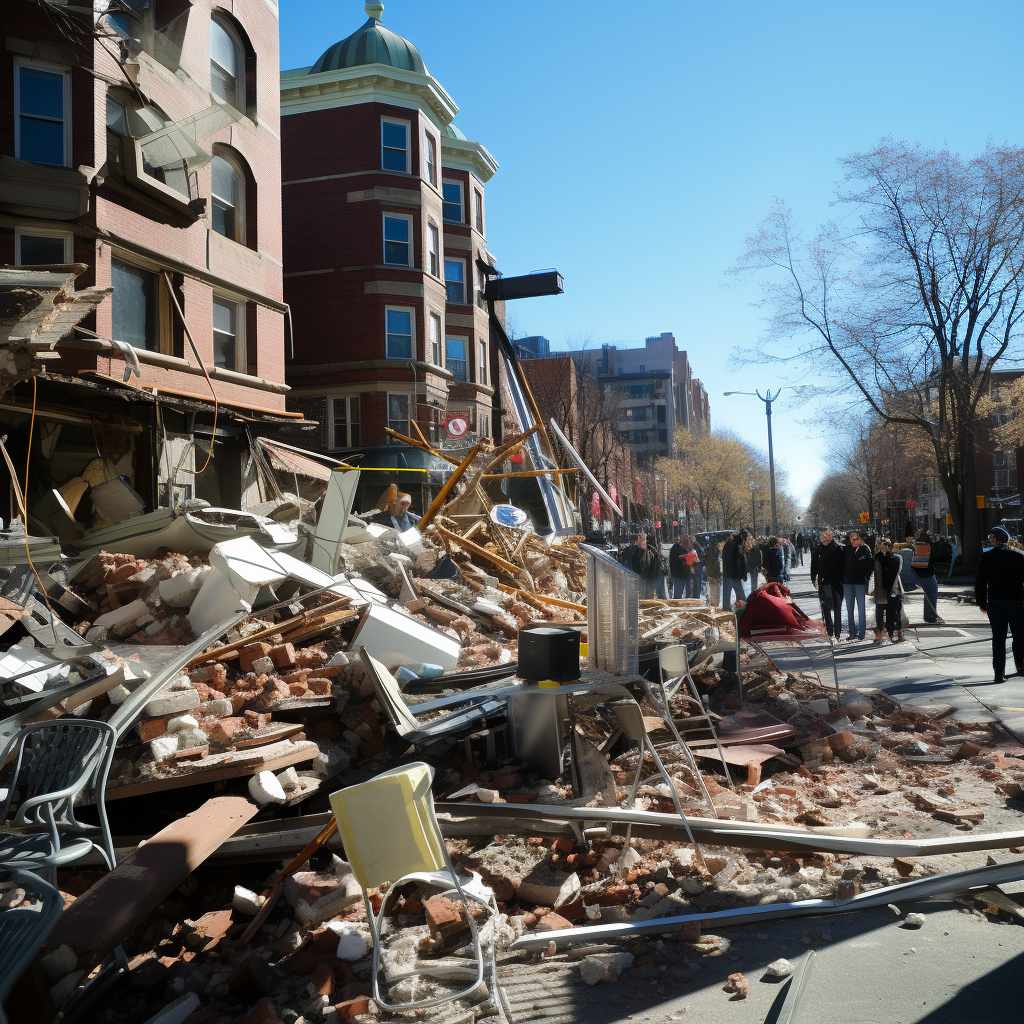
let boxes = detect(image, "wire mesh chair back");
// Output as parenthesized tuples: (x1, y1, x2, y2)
(0, 868, 63, 1022)
(0, 719, 117, 870)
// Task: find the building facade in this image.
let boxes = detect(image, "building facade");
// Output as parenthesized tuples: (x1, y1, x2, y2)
(571, 332, 711, 463)
(1, 0, 288, 509)
(280, 2, 499, 507)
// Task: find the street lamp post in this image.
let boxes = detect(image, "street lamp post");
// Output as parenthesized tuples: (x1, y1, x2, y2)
(725, 389, 782, 536)
(749, 479, 756, 535)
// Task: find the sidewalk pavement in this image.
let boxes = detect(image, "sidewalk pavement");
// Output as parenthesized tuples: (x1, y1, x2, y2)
(763, 564, 1024, 743)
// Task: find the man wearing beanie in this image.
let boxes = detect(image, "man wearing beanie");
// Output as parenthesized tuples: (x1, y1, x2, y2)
(974, 527, 1024, 682)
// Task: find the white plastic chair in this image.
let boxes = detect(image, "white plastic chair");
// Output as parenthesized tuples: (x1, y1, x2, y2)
(330, 762, 506, 1015)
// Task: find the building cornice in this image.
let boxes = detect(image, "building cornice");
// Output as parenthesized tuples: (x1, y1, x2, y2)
(280, 64, 458, 124)
(440, 137, 499, 183)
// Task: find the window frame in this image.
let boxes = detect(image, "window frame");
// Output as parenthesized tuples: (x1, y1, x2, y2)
(442, 178, 464, 223)
(210, 151, 246, 245)
(212, 293, 245, 372)
(384, 305, 415, 360)
(429, 312, 442, 367)
(478, 337, 487, 385)
(382, 212, 414, 267)
(330, 394, 362, 450)
(386, 392, 411, 441)
(444, 257, 466, 304)
(13, 58, 72, 168)
(381, 116, 411, 174)
(210, 13, 246, 113)
(445, 335, 468, 382)
(474, 189, 484, 233)
(14, 226, 73, 265)
(424, 131, 437, 186)
(427, 222, 440, 278)
(110, 256, 169, 354)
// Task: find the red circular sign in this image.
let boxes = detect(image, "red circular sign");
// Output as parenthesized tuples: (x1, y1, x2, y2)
(446, 416, 468, 438)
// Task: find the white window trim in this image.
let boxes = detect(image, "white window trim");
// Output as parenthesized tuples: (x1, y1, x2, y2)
(329, 393, 362, 450)
(423, 130, 437, 187)
(382, 211, 415, 267)
(211, 150, 246, 246)
(384, 304, 416, 360)
(14, 226, 73, 265)
(428, 312, 444, 367)
(381, 116, 411, 174)
(445, 334, 469, 381)
(212, 293, 245, 372)
(14, 58, 72, 168)
(474, 188, 484, 234)
(442, 178, 464, 223)
(478, 337, 488, 385)
(427, 222, 441, 279)
(210, 13, 246, 113)
(444, 256, 466, 304)
(386, 391, 411, 440)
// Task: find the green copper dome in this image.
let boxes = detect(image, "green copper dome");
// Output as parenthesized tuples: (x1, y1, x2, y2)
(311, 2, 427, 76)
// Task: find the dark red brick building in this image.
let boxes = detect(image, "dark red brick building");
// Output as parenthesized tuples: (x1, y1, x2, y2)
(279, 2, 499, 505)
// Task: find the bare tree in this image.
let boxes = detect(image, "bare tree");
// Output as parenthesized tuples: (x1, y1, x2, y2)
(734, 140, 1024, 564)
(809, 472, 862, 527)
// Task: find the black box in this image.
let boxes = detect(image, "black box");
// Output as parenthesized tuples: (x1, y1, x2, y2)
(518, 626, 581, 684)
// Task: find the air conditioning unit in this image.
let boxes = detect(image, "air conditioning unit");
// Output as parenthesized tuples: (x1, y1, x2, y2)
(581, 543, 638, 675)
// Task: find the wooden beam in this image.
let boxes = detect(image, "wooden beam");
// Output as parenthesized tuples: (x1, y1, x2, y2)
(418, 441, 484, 530)
(481, 468, 578, 479)
(434, 523, 524, 577)
(496, 583, 587, 614)
(45, 796, 257, 969)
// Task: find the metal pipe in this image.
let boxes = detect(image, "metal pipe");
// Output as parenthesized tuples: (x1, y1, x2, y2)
(510, 857, 1024, 950)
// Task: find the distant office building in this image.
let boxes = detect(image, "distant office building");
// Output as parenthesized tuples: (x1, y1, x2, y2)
(513, 335, 551, 360)
(571, 332, 711, 461)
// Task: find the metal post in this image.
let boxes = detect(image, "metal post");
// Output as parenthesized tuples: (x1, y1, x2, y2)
(756, 389, 780, 536)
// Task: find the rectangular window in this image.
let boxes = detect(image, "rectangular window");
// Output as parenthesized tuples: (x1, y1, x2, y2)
(15, 61, 70, 167)
(481, 412, 489, 438)
(424, 133, 436, 186)
(387, 393, 409, 439)
(212, 295, 240, 370)
(474, 190, 483, 232)
(478, 338, 487, 385)
(15, 228, 71, 265)
(446, 336, 467, 381)
(444, 258, 465, 303)
(476, 263, 486, 308)
(111, 258, 159, 351)
(331, 395, 361, 449)
(428, 223, 440, 277)
(383, 214, 412, 266)
(381, 118, 409, 172)
(429, 313, 442, 365)
(385, 307, 413, 359)
(442, 180, 463, 223)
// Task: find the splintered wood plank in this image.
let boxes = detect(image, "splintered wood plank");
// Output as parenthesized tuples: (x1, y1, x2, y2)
(46, 795, 256, 968)
(104, 739, 318, 800)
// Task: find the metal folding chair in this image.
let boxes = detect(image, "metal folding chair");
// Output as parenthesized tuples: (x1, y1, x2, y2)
(330, 762, 508, 1017)
(0, 720, 117, 882)
(653, 644, 734, 787)
(605, 697, 707, 871)
(0, 868, 63, 1024)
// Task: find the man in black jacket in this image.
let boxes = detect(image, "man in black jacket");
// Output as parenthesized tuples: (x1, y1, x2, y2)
(843, 530, 875, 641)
(810, 529, 845, 639)
(722, 529, 748, 611)
(974, 527, 1024, 682)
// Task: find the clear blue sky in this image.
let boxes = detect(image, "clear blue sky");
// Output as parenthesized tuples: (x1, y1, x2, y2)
(280, 0, 1024, 505)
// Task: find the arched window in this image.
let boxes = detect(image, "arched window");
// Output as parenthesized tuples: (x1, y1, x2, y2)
(210, 14, 244, 110)
(211, 152, 245, 243)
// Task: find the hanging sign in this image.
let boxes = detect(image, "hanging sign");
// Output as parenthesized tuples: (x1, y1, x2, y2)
(446, 416, 468, 439)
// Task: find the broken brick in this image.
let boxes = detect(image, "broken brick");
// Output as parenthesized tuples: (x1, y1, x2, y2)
(239, 642, 273, 674)
(270, 643, 296, 668)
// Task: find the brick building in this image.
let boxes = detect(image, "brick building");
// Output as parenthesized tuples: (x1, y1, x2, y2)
(279, 2, 499, 508)
(521, 355, 633, 526)
(1, 0, 290, 510)
(571, 332, 711, 462)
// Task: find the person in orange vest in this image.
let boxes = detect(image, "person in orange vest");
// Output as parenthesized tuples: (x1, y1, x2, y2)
(911, 529, 943, 624)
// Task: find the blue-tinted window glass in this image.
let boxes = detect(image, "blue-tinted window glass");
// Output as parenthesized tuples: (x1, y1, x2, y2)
(386, 309, 412, 359)
(384, 216, 410, 265)
(18, 67, 65, 166)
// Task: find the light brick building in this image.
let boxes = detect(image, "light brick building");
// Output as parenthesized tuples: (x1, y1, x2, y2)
(0, 0, 290, 508)
(279, 2, 499, 508)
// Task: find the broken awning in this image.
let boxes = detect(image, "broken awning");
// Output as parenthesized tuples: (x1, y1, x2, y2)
(258, 439, 332, 482)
